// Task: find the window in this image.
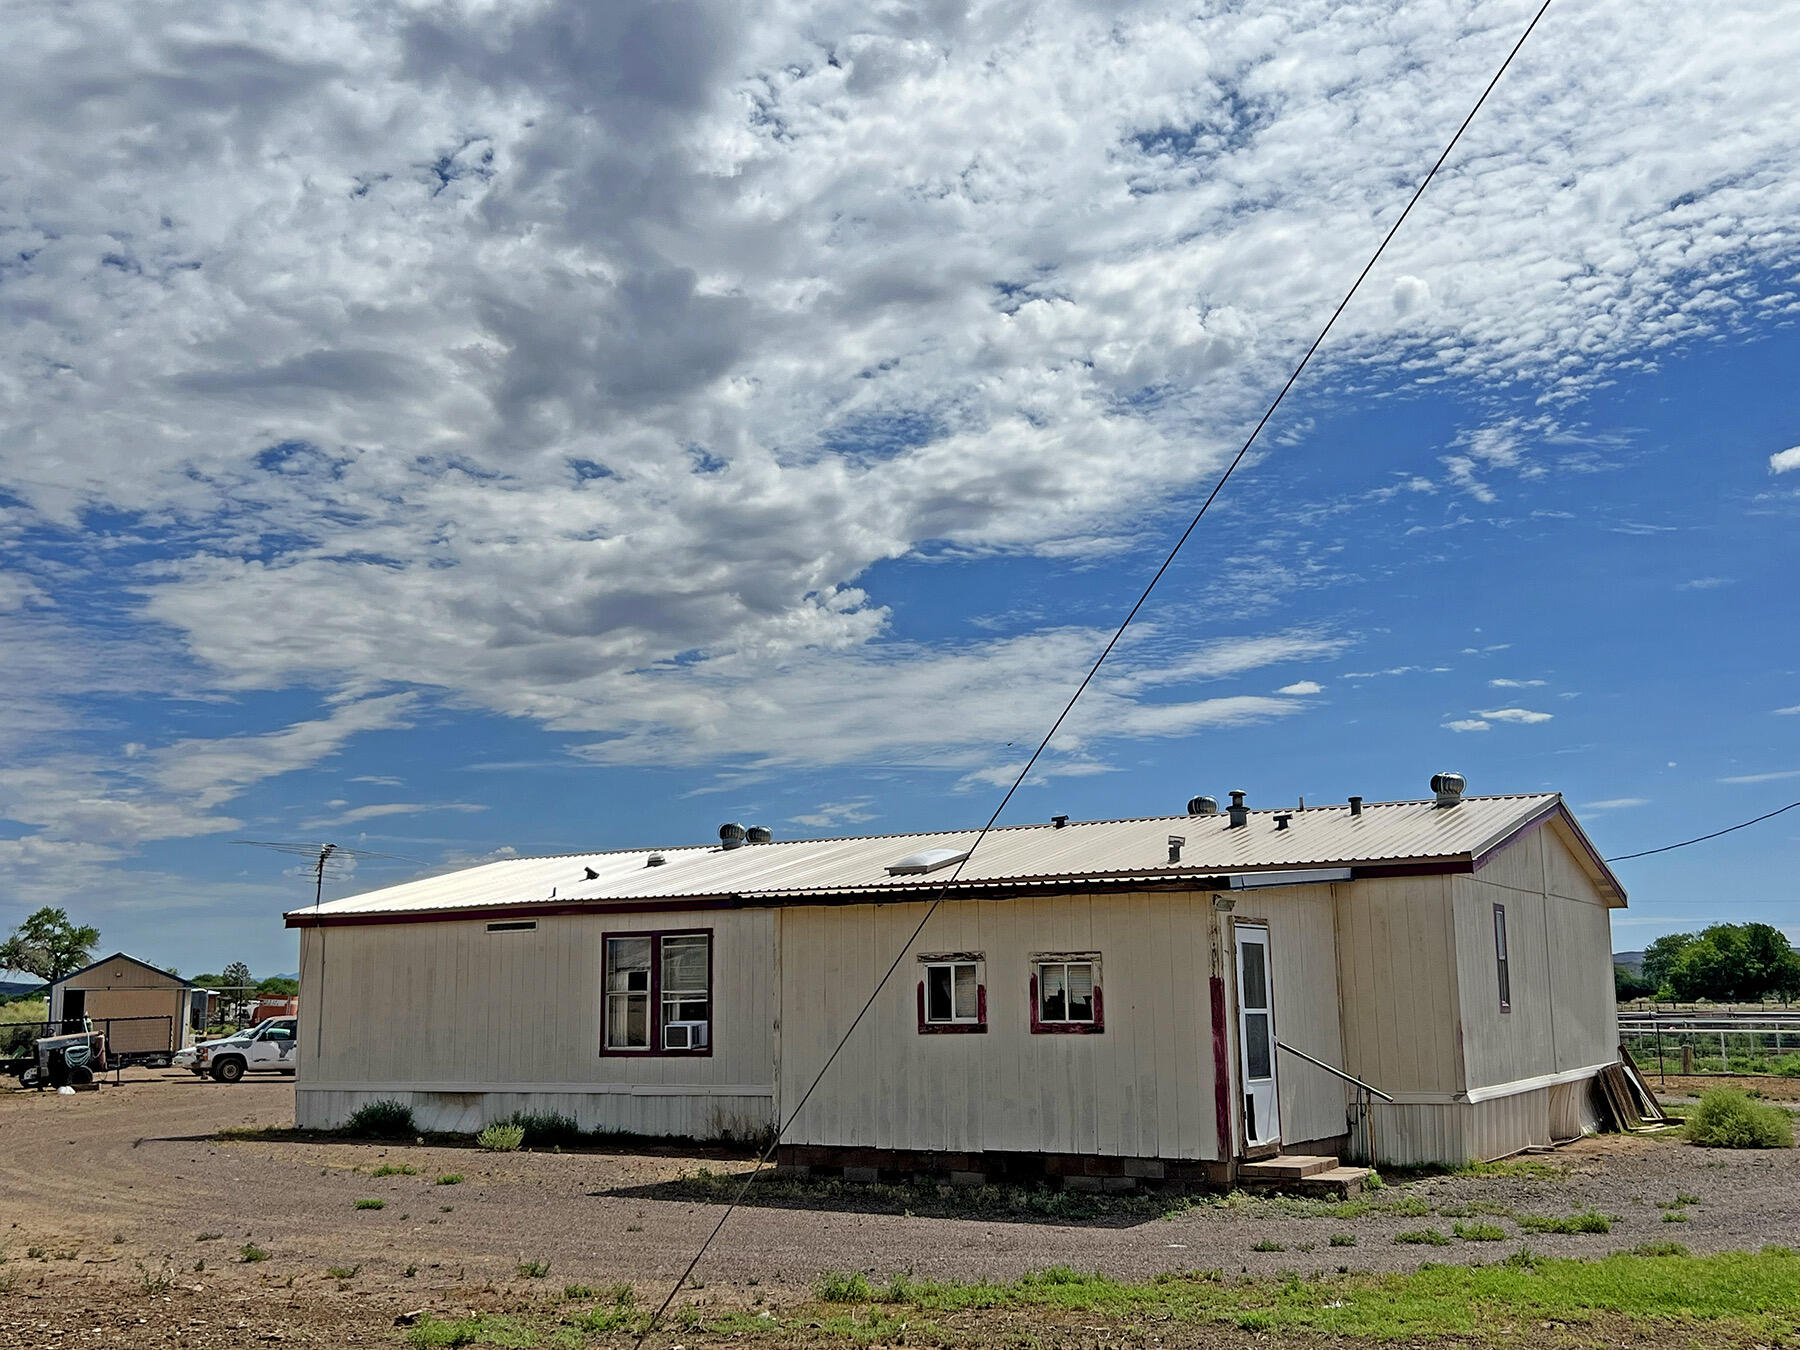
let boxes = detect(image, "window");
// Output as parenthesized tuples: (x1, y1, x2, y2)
(1493, 904, 1511, 1013)
(917, 955, 985, 1033)
(603, 931, 712, 1054)
(1032, 955, 1103, 1033)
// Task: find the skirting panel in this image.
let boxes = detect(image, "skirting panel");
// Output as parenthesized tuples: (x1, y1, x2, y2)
(1367, 1071, 1604, 1166)
(295, 1087, 776, 1140)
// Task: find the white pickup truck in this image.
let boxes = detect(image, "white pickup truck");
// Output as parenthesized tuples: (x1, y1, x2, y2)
(174, 1016, 299, 1082)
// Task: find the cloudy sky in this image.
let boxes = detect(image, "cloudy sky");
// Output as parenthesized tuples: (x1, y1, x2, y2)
(2, 0, 1797, 977)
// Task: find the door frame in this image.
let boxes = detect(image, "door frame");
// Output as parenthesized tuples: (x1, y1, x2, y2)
(1231, 918, 1283, 1159)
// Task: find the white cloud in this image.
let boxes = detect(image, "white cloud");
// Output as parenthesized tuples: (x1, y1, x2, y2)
(1718, 769, 1800, 784)
(1678, 577, 1733, 591)
(1477, 707, 1554, 725)
(1581, 797, 1649, 811)
(301, 801, 487, 829)
(1443, 719, 1491, 733)
(1771, 447, 1800, 474)
(1775, 705, 1800, 716)
(1276, 680, 1324, 696)
(788, 799, 877, 831)
(1488, 678, 1546, 688)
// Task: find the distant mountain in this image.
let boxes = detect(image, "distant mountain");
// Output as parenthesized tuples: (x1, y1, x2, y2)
(1614, 951, 1645, 973)
(0, 979, 45, 997)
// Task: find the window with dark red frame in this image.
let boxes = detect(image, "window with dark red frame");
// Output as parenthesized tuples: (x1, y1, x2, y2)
(602, 931, 712, 1054)
(918, 956, 986, 1033)
(1031, 955, 1103, 1033)
(1493, 904, 1511, 1013)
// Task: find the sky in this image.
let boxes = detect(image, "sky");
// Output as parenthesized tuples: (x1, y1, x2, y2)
(1, 0, 1796, 980)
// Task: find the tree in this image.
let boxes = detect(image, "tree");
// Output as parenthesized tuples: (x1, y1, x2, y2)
(0, 932, 41, 979)
(1643, 933, 1696, 991)
(220, 961, 253, 990)
(1666, 923, 1800, 1004)
(6, 908, 100, 982)
(255, 976, 299, 997)
(1614, 964, 1656, 1001)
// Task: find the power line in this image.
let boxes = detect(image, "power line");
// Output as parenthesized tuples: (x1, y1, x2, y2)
(635, 3, 1558, 1338)
(1605, 798, 1800, 863)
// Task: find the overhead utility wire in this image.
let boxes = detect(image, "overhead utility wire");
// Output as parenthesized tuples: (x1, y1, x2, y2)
(1605, 798, 1800, 863)
(635, 3, 1557, 1339)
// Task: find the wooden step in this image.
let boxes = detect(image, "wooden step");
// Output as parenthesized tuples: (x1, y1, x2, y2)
(1238, 1153, 1339, 1182)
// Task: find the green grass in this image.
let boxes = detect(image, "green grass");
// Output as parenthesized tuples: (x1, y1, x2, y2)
(325, 1264, 361, 1279)
(1517, 1210, 1612, 1235)
(371, 1163, 418, 1177)
(353, 1198, 385, 1211)
(1393, 1228, 1452, 1246)
(238, 1243, 269, 1263)
(406, 1314, 536, 1348)
(1328, 1233, 1356, 1247)
(435, 1173, 464, 1186)
(1685, 1089, 1795, 1148)
(1462, 1157, 1569, 1180)
(518, 1258, 551, 1279)
(1632, 1242, 1690, 1257)
(816, 1270, 875, 1303)
(1452, 1221, 1508, 1242)
(824, 1249, 1800, 1340)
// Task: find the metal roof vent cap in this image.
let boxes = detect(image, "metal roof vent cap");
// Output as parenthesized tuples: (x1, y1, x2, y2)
(746, 825, 773, 844)
(719, 822, 747, 849)
(645, 853, 666, 867)
(1348, 795, 1363, 818)
(1188, 795, 1218, 816)
(1227, 789, 1249, 829)
(1273, 813, 1292, 831)
(1431, 772, 1467, 808)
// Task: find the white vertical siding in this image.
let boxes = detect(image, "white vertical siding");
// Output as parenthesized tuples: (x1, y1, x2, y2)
(294, 910, 775, 1136)
(1333, 875, 1462, 1098)
(777, 893, 1220, 1161)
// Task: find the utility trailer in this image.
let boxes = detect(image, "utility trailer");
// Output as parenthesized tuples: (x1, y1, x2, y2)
(1, 1016, 177, 1084)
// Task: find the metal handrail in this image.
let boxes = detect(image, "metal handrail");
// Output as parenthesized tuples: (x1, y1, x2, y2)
(1276, 1039, 1394, 1103)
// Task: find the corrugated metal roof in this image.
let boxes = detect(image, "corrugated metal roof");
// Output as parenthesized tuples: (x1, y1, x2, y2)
(289, 793, 1619, 922)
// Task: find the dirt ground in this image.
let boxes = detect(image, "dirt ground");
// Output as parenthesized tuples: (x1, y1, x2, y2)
(3, 1072, 1798, 1348)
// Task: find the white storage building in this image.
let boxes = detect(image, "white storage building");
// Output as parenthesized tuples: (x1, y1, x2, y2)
(288, 781, 1623, 1175)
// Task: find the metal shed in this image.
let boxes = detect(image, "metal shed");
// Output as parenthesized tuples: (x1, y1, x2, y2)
(47, 953, 205, 1066)
(286, 785, 1624, 1174)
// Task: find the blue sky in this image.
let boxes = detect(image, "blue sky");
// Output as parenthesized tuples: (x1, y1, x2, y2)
(1, 0, 1796, 978)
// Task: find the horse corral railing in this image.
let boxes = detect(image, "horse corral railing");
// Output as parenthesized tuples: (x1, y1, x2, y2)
(1619, 1010, 1800, 1081)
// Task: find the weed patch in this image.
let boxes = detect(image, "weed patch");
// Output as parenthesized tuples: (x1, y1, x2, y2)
(1518, 1210, 1611, 1235)
(1452, 1221, 1508, 1242)
(816, 1271, 874, 1303)
(435, 1173, 463, 1186)
(406, 1313, 535, 1348)
(476, 1122, 525, 1152)
(518, 1258, 551, 1279)
(325, 1264, 361, 1280)
(354, 1198, 385, 1211)
(239, 1244, 269, 1263)
(1393, 1228, 1452, 1246)
(371, 1163, 418, 1178)
(344, 1099, 416, 1140)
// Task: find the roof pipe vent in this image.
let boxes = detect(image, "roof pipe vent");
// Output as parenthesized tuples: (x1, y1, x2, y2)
(1168, 834, 1186, 864)
(1052, 814, 1069, 829)
(746, 825, 773, 844)
(645, 853, 666, 867)
(1227, 789, 1249, 829)
(719, 822, 747, 849)
(1431, 772, 1467, 808)
(1273, 813, 1292, 831)
(1188, 795, 1218, 817)
(1348, 795, 1363, 818)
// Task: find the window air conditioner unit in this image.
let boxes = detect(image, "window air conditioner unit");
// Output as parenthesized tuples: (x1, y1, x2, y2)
(664, 1021, 709, 1050)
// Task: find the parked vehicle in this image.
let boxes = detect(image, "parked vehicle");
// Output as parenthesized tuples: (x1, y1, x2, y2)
(174, 1016, 298, 1082)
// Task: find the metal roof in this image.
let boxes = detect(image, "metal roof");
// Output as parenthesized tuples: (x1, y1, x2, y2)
(288, 793, 1625, 924)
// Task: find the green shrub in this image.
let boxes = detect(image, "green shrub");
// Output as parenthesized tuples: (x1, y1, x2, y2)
(1683, 1089, 1794, 1149)
(354, 1198, 385, 1211)
(435, 1173, 463, 1186)
(518, 1258, 551, 1278)
(1250, 1238, 1285, 1252)
(1328, 1233, 1356, 1247)
(371, 1163, 417, 1177)
(344, 1099, 416, 1139)
(816, 1270, 874, 1303)
(238, 1243, 269, 1263)
(476, 1122, 525, 1152)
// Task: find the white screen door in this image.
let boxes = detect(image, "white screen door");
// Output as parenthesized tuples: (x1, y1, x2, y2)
(1235, 923, 1281, 1150)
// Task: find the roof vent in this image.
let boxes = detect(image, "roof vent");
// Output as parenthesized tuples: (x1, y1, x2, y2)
(1348, 795, 1363, 818)
(1188, 795, 1218, 816)
(1273, 813, 1292, 832)
(887, 847, 970, 876)
(746, 825, 773, 844)
(1431, 772, 1466, 808)
(583, 866, 600, 880)
(1227, 789, 1249, 829)
(1168, 834, 1186, 864)
(719, 822, 746, 849)
(1052, 814, 1069, 829)
(646, 853, 666, 867)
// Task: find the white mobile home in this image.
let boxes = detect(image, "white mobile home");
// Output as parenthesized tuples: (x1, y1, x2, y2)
(288, 782, 1623, 1175)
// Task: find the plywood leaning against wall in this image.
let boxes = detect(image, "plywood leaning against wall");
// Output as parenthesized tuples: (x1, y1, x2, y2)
(777, 892, 1220, 1162)
(294, 910, 777, 1136)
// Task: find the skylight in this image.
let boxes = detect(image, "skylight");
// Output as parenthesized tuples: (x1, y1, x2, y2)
(886, 847, 971, 876)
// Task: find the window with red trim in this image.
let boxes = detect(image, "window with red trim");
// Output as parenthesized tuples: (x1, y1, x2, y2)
(918, 956, 986, 1033)
(602, 930, 712, 1054)
(1031, 955, 1103, 1033)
